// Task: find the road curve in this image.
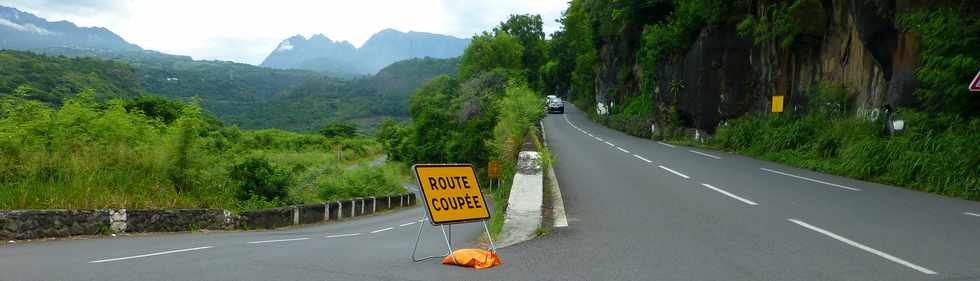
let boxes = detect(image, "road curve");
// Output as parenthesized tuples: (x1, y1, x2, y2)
(3, 105, 980, 280)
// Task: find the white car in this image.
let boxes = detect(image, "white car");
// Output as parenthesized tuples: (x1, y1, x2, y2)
(547, 96, 564, 114)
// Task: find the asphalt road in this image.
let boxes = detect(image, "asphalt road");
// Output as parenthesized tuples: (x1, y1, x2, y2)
(3, 104, 980, 280)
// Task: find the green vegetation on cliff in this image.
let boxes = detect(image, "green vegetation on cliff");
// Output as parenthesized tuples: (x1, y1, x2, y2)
(541, 0, 980, 201)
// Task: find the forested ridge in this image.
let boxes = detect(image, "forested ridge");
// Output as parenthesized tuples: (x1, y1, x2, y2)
(1, 49, 458, 131)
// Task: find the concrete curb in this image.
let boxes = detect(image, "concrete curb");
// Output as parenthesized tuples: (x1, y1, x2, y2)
(0, 193, 418, 241)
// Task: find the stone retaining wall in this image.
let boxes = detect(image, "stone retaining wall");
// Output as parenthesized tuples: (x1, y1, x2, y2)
(0, 193, 417, 241)
(0, 209, 109, 240)
(126, 209, 230, 233)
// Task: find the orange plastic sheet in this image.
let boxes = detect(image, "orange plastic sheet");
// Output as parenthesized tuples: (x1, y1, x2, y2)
(441, 249, 501, 269)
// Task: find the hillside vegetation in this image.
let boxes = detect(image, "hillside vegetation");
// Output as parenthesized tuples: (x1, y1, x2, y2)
(0, 50, 144, 103)
(0, 53, 411, 210)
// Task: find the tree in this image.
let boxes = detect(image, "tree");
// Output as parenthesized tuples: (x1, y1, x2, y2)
(458, 32, 524, 79)
(318, 121, 358, 137)
(124, 95, 184, 124)
(495, 14, 548, 91)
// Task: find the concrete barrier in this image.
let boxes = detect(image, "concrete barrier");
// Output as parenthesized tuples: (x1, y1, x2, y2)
(340, 200, 354, 218)
(375, 196, 391, 212)
(364, 198, 375, 215)
(498, 150, 544, 248)
(297, 204, 325, 225)
(239, 207, 294, 229)
(327, 202, 341, 220)
(353, 198, 365, 217)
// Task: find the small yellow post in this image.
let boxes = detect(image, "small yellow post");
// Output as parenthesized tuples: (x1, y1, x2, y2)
(772, 96, 784, 113)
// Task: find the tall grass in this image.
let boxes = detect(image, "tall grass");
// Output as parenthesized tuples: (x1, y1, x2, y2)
(0, 93, 398, 211)
(714, 110, 980, 200)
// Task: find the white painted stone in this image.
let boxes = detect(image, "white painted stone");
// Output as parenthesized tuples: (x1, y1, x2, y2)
(109, 209, 127, 233)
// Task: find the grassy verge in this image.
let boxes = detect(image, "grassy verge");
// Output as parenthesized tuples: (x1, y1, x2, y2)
(707, 111, 980, 200)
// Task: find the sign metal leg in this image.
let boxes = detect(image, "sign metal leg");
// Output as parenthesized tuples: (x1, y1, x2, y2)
(411, 217, 448, 262)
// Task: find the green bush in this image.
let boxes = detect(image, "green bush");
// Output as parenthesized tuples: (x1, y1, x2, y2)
(897, 8, 980, 116)
(736, 0, 827, 48)
(230, 157, 291, 202)
(317, 166, 403, 201)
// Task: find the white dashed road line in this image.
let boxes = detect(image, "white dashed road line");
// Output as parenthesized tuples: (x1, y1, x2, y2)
(699, 183, 758, 206)
(658, 142, 676, 148)
(787, 219, 937, 275)
(964, 212, 980, 218)
(89, 246, 214, 264)
(399, 222, 416, 227)
(248, 237, 311, 244)
(688, 150, 722, 159)
(617, 147, 630, 153)
(761, 168, 861, 191)
(658, 165, 690, 179)
(325, 233, 363, 238)
(370, 227, 394, 234)
(604, 141, 615, 147)
(633, 154, 653, 163)
(596, 137, 604, 142)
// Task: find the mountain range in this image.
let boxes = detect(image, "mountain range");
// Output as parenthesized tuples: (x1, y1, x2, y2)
(260, 29, 469, 76)
(0, 5, 140, 52)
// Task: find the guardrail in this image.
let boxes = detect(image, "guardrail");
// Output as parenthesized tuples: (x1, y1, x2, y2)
(0, 193, 417, 241)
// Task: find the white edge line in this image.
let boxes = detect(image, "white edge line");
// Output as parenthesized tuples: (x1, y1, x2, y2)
(700, 183, 758, 206)
(633, 154, 653, 163)
(89, 246, 213, 263)
(617, 147, 629, 153)
(761, 168, 861, 191)
(325, 233, 363, 238)
(399, 222, 416, 227)
(658, 165, 690, 179)
(547, 165, 570, 228)
(370, 227, 394, 234)
(658, 141, 676, 148)
(247, 237, 311, 244)
(787, 219, 937, 275)
(688, 150, 722, 159)
(964, 212, 980, 218)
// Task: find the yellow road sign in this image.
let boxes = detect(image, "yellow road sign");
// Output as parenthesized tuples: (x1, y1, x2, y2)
(487, 161, 501, 179)
(772, 95, 784, 113)
(413, 164, 490, 225)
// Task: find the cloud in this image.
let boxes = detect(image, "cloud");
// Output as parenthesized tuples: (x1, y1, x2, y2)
(0, 0, 568, 64)
(0, 17, 54, 35)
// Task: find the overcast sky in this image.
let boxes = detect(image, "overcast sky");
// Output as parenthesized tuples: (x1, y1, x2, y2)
(0, 0, 568, 65)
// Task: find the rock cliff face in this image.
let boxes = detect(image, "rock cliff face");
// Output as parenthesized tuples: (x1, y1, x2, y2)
(599, 0, 946, 133)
